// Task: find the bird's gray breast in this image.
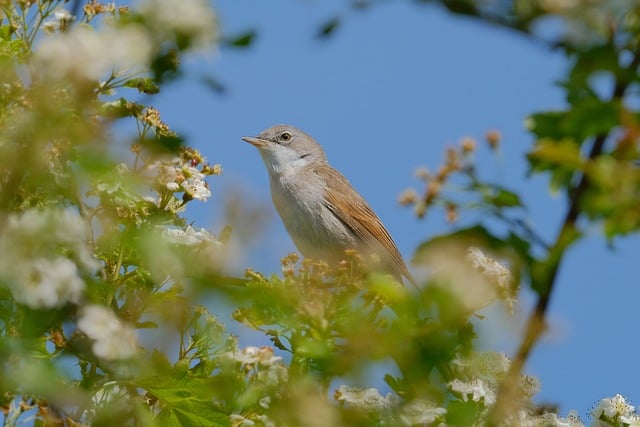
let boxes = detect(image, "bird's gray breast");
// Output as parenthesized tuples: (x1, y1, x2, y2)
(269, 168, 355, 261)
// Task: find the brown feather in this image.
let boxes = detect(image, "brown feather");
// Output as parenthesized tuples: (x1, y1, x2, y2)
(317, 164, 416, 286)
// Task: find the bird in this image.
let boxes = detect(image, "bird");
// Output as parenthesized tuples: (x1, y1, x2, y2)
(242, 124, 417, 288)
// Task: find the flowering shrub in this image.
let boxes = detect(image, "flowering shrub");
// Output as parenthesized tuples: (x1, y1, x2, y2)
(0, 1, 638, 426)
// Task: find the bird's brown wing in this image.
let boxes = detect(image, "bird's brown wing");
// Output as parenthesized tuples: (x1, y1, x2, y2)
(318, 165, 416, 286)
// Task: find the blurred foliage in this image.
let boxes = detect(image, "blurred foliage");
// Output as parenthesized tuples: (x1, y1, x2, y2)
(0, 0, 638, 427)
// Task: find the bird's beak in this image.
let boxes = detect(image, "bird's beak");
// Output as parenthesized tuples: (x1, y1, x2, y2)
(241, 136, 268, 148)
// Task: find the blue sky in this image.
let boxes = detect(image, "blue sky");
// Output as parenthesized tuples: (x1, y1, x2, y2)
(150, 0, 638, 419)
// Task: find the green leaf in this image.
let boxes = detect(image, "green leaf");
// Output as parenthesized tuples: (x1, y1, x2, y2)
(135, 375, 230, 427)
(125, 77, 160, 94)
(527, 138, 584, 192)
(0, 39, 25, 59)
(446, 399, 483, 425)
(317, 17, 340, 38)
(223, 30, 256, 48)
(0, 25, 15, 41)
(528, 138, 583, 170)
(99, 98, 144, 118)
(527, 99, 620, 141)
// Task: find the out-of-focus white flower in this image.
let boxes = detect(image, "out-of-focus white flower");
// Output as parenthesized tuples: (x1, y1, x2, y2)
(400, 399, 446, 426)
(449, 378, 496, 406)
(10, 257, 85, 308)
(224, 346, 282, 366)
(0, 208, 98, 309)
(521, 374, 541, 398)
(507, 409, 584, 427)
(137, 0, 218, 50)
(78, 305, 138, 360)
(162, 226, 220, 246)
(466, 246, 515, 311)
(230, 414, 255, 427)
(621, 414, 640, 426)
(466, 247, 512, 289)
(591, 394, 635, 421)
(415, 243, 516, 313)
(43, 8, 74, 33)
(334, 386, 395, 411)
(34, 24, 152, 81)
(467, 351, 511, 380)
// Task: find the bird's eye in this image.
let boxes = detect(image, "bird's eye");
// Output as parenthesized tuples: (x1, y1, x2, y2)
(280, 131, 292, 142)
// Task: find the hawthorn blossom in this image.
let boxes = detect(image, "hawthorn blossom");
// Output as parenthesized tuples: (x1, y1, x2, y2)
(162, 226, 220, 246)
(35, 24, 152, 81)
(224, 346, 282, 366)
(10, 258, 85, 308)
(78, 305, 138, 360)
(400, 399, 447, 426)
(334, 386, 396, 411)
(449, 378, 497, 405)
(137, 0, 218, 50)
(591, 394, 636, 425)
(0, 208, 98, 309)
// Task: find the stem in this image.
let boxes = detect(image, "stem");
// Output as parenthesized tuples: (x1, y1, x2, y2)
(488, 48, 640, 424)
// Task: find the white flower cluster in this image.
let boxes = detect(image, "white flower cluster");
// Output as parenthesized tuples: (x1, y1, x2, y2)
(35, 24, 152, 81)
(77, 305, 138, 360)
(399, 399, 447, 426)
(450, 378, 497, 405)
(34, 0, 218, 83)
(466, 246, 516, 312)
(334, 386, 448, 425)
(224, 346, 283, 366)
(137, 0, 218, 51)
(591, 394, 639, 426)
(225, 347, 286, 427)
(0, 208, 99, 308)
(229, 413, 274, 427)
(449, 351, 540, 409)
(507, 409, 583, 426)
(162, 226, 220, 247)
(334, 386, 397, 411)
(153, 157, 211, 202)
(42, 8, 74, 33)
(223, 346, 287, 387)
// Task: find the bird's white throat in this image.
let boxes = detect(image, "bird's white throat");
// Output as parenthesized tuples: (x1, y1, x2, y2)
(259, 145, 310, 177)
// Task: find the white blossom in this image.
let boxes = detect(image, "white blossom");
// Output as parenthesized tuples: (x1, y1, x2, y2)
(400, 399, 446, 426)
(42, 8, 74, 33)
(0, 208, 97, 309)
(182, 174, 211, 201)
(137, 0, 218, 50)
(507, 409, 584, 427)
(150, 159, 211, 202)
(449, 378, 496, 406)
(162, 226, 220, 246)
(224, 346, 282, 366)
(621, 414, 640, 426)
(35, 24, 152, 81)
(78, 305, 138, 360)
(334, 386, 395, 411)
(230, 414, 255, 427)
(591, 394, 635, 423)
(10, 257, 85, 308)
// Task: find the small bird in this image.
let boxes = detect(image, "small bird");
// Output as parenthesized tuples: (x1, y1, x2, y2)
(242, 124, 416, 287)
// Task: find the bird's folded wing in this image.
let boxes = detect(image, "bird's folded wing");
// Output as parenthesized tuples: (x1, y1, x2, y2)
(320, 166, 412, 282)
